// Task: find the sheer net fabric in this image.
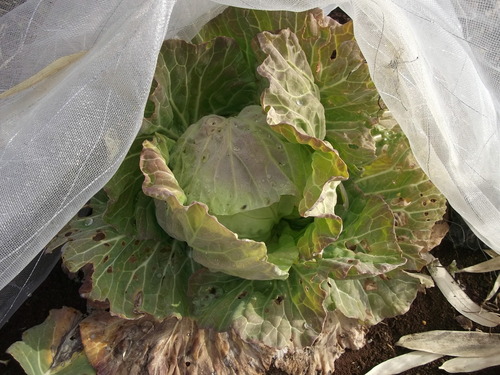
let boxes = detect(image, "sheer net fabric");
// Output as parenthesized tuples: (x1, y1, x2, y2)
(0, 0, 498, 323)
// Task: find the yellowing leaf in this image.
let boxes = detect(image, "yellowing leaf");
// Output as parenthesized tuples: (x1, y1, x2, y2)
(7, 307, 95, 375)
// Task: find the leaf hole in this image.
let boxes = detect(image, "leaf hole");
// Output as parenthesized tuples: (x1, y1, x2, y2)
(77, 206, 93, 217)
(237, 291, 248, 299)
(185, 362, 191, 367)
(92, 232, 106, 241)
(274, 295, 284, 305)
(331, 50, 337, 59)
(241, 204, 247, 210)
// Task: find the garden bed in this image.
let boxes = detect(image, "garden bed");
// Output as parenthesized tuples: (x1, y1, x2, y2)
(1, 212, 499, 375)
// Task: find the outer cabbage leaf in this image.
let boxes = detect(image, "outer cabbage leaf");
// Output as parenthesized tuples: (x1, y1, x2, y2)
(354, 127, 448, 270)
(79, 312, 272, 375)
(140, 135, 288, 280)
(193, 8, 317, 74)
(78, 310, 364, 375)
(102, 135, 167, 240)
(323, 270, 423, 324)
(257, 29, 326, 139)
(7, 307, 95, 375)
(189, 264, 325, 348)
(314, 22, 379, 122)
(142, 37, 257, 139)
(318, 190, 406, 279)
(292, 14, 380, 171)
(50, 191, 194, 319)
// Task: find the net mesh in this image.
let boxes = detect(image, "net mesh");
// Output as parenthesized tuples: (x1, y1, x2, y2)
(0, 0, 498, 322)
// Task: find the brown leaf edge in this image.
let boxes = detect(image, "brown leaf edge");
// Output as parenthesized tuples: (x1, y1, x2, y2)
(79, 310, 366, 375)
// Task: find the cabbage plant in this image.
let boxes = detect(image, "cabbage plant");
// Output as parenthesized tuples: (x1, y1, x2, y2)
(9, 7, 447, 374)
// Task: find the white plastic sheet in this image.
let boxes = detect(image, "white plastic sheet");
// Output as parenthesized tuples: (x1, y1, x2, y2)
(0, 0, 499, 325)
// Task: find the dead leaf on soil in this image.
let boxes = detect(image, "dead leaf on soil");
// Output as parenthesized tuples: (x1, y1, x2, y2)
(396, 330, 500, 357)
(79, 310, 366, 375)
(427, 259, 500, 327)
(364, 350, 443, 375)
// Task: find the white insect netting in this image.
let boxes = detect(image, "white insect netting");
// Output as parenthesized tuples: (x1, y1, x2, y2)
(0, 0, 499, 325)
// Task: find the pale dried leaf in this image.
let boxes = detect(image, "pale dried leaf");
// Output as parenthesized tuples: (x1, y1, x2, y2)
(365, 351, 443, 375)
(396, 331, 500, 357)
(427, 259, 500, 327)
(440, 354, 500, 373)
(79, 310, 366, 375)
(483, 249, 499, 258)
(486, 273, 500, 301)
(402, 271, 435, 288)
(458, 256, 500, 273)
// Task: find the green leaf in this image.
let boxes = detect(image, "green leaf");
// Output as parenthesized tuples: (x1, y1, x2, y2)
(323, 270, 422, 324)
(140, 136, 288, 280)
(143, 37, 257, 139)
(319, 191, 406, 278)
(103, 135, 167, 240)
(194, 8, 315, 73)
(257, 29, 326, 140)
(57, 191, 194, 319)
(297, 215, 343, 260)
(316, 23, 380, 122)
(302, 17, 379, 171)
(7, 307, 95, 375)
(189, 263, 326, 348)
(354, 127, 448, 270)
(267, 122, 348, 216)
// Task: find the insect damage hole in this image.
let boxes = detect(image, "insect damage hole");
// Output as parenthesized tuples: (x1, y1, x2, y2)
(274, 295, 284, 305)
